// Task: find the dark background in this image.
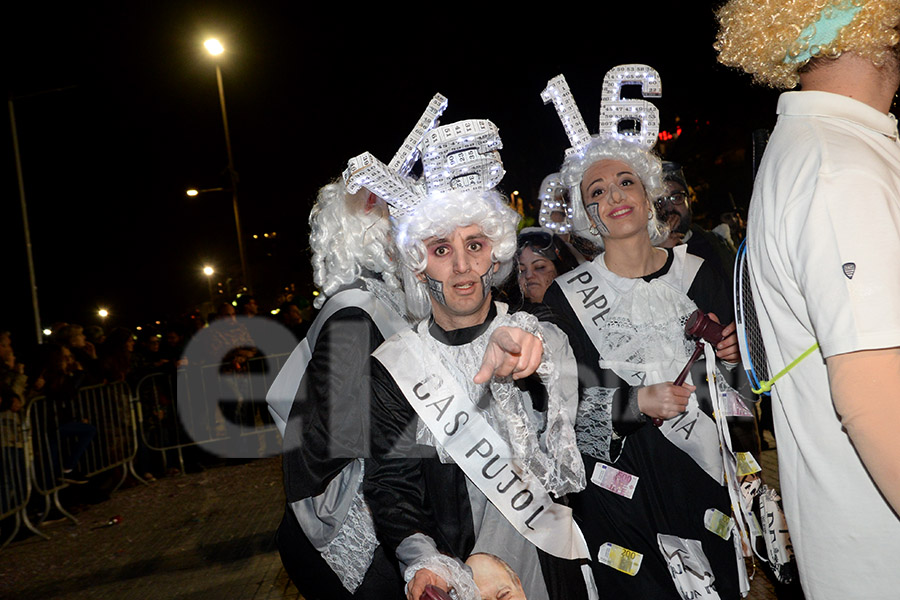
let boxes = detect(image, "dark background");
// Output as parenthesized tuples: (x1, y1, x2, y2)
(3, 1, 789, 347)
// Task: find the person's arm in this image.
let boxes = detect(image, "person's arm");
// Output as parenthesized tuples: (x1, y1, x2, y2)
(687, 259, 741, 364)
(281, 308, 382, 500)
(827, 347, 900, 514)
(364, 360, 437, 546)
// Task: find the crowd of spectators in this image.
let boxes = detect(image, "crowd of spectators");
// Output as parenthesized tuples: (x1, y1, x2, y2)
(0, 292, 314, 510)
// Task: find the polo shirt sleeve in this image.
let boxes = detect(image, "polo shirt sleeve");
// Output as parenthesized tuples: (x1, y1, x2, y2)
(788, 163, 900, 358)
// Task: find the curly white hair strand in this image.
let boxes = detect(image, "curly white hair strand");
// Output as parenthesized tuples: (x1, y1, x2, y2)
(308, 179, 400, 308)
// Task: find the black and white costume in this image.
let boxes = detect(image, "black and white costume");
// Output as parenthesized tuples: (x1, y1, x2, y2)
(543, 245, 745, 600)
(364, 302, 594, 600)
(267, 279, 408, 599)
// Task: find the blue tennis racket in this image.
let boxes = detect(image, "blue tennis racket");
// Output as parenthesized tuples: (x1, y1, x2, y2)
(734, 239, 818, 395)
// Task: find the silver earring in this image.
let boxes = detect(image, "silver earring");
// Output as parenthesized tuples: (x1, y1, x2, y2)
(589, 225, 600, 236)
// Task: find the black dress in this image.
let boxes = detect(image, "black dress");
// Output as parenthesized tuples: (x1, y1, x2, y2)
(276, 296, 405, 600)
(542, 246, 744, 599)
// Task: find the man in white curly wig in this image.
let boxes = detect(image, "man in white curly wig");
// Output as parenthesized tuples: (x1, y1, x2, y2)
(360, 146, 596, 598)
(716, 1, 900, 598)
(266, 179, 410, 599)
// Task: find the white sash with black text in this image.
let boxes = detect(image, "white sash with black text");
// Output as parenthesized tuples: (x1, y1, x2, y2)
(556, 247, 726, 484)
(374, 328, 590, 561)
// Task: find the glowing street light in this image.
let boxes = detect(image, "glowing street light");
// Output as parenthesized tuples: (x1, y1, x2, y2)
(186, 186, 226, 198)
(98, 308, 109, 319)
(203, 38, 224, 56)
(202, 265, 216, 305)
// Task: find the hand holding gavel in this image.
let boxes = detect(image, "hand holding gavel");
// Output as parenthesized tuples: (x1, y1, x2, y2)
(652, 310, 726, 427)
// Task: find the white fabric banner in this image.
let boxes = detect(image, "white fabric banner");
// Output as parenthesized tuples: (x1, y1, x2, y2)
(374, 328, 590, 561)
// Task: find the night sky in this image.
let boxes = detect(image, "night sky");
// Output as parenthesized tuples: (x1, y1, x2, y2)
(3, 1, 788, 348)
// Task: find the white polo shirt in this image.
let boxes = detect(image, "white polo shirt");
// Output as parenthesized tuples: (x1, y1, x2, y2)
(748, 90, 900, 599)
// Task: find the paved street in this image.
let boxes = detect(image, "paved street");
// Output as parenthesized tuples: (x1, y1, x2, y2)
(1, 435, 790, 599)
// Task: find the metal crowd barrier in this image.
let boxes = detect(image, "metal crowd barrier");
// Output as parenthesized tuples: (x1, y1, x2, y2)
(27, 381, 142, 530)
(1, 351, 290, 551)
(0, 405, 43, 550)
(133, 352, 290, 469)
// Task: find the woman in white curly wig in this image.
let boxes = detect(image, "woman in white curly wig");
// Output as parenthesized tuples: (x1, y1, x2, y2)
(541, 134, 747, 599)
(268, 179, 410, 599)
(559, 135, 668, 251)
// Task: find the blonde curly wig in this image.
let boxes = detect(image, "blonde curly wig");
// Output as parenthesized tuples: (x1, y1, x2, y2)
(714, 0, 900, 89)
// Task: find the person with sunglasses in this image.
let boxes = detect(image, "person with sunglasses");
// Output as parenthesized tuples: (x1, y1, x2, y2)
(516, 228, 582, 304)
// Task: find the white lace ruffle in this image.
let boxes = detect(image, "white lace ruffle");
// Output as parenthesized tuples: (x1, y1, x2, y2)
(404, 553, 480, 600)
(597, 279, 698, 383)
(575, 386, 616, 461)
(501, 311, 585, 497)
(361, 276, 407, 320)
(318, 466, 379, 592)
(414, 304, 585, 497)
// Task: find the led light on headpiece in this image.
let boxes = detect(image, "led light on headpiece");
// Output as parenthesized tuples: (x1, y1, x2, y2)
(541, 75, 593, 156)
(343, 95, 505, 219)
(543, 66, 663, 238)
(599, 65, 661, 149)
(537, 173, 574, 234)
(420, 119, 504, 194)
(389, 93, 449, 176)
(343, 93, 449, 218)
(542, 65, 662, 152)
(343, 151, 423, 212)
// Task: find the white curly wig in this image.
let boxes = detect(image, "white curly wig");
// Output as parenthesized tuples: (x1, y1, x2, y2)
(559, 135, 668, 250)
(308, 179, 400, 308)
(393, 189, 521, 320)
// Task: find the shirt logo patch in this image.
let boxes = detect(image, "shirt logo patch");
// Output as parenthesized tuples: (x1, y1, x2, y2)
(842, 262, 856, 279)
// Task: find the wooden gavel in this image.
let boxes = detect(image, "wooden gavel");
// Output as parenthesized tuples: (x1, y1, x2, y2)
(653, 310, 726, 427)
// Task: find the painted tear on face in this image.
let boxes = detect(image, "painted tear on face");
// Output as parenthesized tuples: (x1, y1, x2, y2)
(480, 264, 494, 300)
(585, 202, 610, 236)
(424, 273, 446, 306)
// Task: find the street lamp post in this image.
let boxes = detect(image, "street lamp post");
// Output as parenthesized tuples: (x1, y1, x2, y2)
(204, 38, 251, 294)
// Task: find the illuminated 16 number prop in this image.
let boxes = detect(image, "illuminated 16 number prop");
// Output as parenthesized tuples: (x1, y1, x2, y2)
(542, 64, 662, 153)
(599, 64, 661, 149)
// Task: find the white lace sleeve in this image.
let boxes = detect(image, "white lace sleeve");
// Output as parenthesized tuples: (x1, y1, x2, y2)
(488, 311, 586, 497)
(575, 386, 616, 462)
